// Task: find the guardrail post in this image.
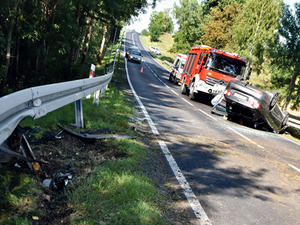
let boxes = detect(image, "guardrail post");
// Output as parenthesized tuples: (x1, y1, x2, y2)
(93, 90, 100, 106)
(101, 85, 108, 95)
(74, 99, 84, 128)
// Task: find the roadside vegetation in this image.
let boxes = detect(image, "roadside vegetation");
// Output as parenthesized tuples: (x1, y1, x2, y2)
(140, 31, 300, 125)
(143, 0, 300, 112)
(0, 40, 188, 224)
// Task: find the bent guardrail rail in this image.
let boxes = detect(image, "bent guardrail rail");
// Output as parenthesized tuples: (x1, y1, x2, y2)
(0, 33, 123, 145)
(0, 73, 112, 145)
(288, 118, 300, 130)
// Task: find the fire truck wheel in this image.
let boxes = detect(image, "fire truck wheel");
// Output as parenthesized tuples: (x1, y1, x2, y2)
(188, 82, 195, 100)
(169, 73, 173, 82)
(180, 81, 187, 94)
(173, 78, 178, 85)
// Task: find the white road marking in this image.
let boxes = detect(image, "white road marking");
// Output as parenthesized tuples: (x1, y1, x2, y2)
(288, 164, 300, 173)
(124, 33, 212, 225)
(141, 44, 265, 150)
(132, 33, 135, 46)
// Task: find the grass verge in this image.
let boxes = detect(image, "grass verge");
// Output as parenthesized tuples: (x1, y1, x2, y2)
(0, 35, 180, 224)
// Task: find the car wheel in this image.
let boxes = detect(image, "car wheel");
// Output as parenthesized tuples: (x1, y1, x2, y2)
(281, 111, 289, 129)
(188, 81, 195, 100)
(180, 78, 187, 94)
(269, 90, 279, 110)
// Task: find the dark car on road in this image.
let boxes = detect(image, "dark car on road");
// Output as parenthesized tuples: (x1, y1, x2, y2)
(223, 78, 289, 133)
(127, 49, 142, 64)
(125, 46, 139, 58)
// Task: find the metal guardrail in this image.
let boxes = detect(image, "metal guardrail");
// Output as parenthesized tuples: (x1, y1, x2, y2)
(0, 72, 112, 145)
(288, 118, 300, 130)
(162, 60, 173, 67)
(0, 36, 122, 145)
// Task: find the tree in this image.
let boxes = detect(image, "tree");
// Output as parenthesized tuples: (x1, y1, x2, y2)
(231, 0, 283, 74)
(148, 10, 174, 42)
(0, 0, 153, 96)
(267, 3, 300, 110)
(170, 0, 204, 53)
(141, 29, 149, 36)
(200, 2, 241, 50)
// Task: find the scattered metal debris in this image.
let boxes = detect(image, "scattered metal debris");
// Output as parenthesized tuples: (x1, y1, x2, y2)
(51, 171, 72, 191)
(20, 134, 44, 176)
(57, 124, 134, 142)
(81, 128, 110, 134)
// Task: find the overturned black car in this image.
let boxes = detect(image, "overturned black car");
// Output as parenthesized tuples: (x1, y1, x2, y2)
(221, 78, 289, 133)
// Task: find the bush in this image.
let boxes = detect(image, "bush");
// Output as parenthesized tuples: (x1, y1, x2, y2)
(141, 29, 149, 36)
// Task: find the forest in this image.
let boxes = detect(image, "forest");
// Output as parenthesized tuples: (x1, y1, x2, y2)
(0, 0, 158, 97)
(146, 0, 300, 110)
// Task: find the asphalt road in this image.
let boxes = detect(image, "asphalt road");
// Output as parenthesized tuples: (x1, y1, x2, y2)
(124, 31, 300, 225)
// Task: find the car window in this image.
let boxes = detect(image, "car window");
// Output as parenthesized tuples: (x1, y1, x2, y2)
(131, 51, 141, 56)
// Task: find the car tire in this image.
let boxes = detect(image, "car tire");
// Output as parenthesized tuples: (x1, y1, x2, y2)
(281, 111, 289, 129)
(269, 90, 279, 110)
(180, 78, 187, 94)
(188, 81, 195, 100)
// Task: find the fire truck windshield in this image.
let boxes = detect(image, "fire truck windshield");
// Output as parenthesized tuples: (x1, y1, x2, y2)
(206, 53, 246, 77)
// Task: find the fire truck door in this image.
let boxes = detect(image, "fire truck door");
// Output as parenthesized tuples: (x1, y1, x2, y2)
(198, 53, 208, 72)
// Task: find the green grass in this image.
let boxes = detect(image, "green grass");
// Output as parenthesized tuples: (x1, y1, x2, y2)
(140, 33, 177, 69)
(0, 165, 42, 225)
(67, 139, 167, 225)
(1, 33, 173, 225)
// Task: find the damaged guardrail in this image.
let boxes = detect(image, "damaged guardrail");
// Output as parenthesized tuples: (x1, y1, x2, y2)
(288, 118, 300, 130)
(0, 74, 112, 145)
(0, 35, 122, 146)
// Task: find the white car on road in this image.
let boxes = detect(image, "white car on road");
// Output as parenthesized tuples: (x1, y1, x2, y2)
(149, 46, 162, 55)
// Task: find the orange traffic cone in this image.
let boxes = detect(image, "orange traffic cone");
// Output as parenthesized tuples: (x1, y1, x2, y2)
(140, 67, 143, 73)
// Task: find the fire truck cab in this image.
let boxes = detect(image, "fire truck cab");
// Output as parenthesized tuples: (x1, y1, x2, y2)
(169, 54, 187, 85)
(180, 45, 249, 100)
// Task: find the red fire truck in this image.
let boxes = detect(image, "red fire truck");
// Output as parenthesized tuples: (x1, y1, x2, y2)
(180, 45, 250, 100)
(169, 54, 187, 85)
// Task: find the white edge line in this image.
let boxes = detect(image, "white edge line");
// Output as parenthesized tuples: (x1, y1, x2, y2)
(124, 32, 212, 225)
(138, 33, 264, 150)
(227, 126, 265, 149)
(288, 164, 300, 173)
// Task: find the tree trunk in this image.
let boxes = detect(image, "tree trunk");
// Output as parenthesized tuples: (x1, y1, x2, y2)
(1, 0, 20, 96)
(97, 24, 108, 65)
(282, 71, 298, 111)
(81, 16, 94, 64)
(67, 47, 76, 80)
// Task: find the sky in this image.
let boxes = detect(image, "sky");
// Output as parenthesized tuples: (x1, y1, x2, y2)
(125, 0, 299, 33)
